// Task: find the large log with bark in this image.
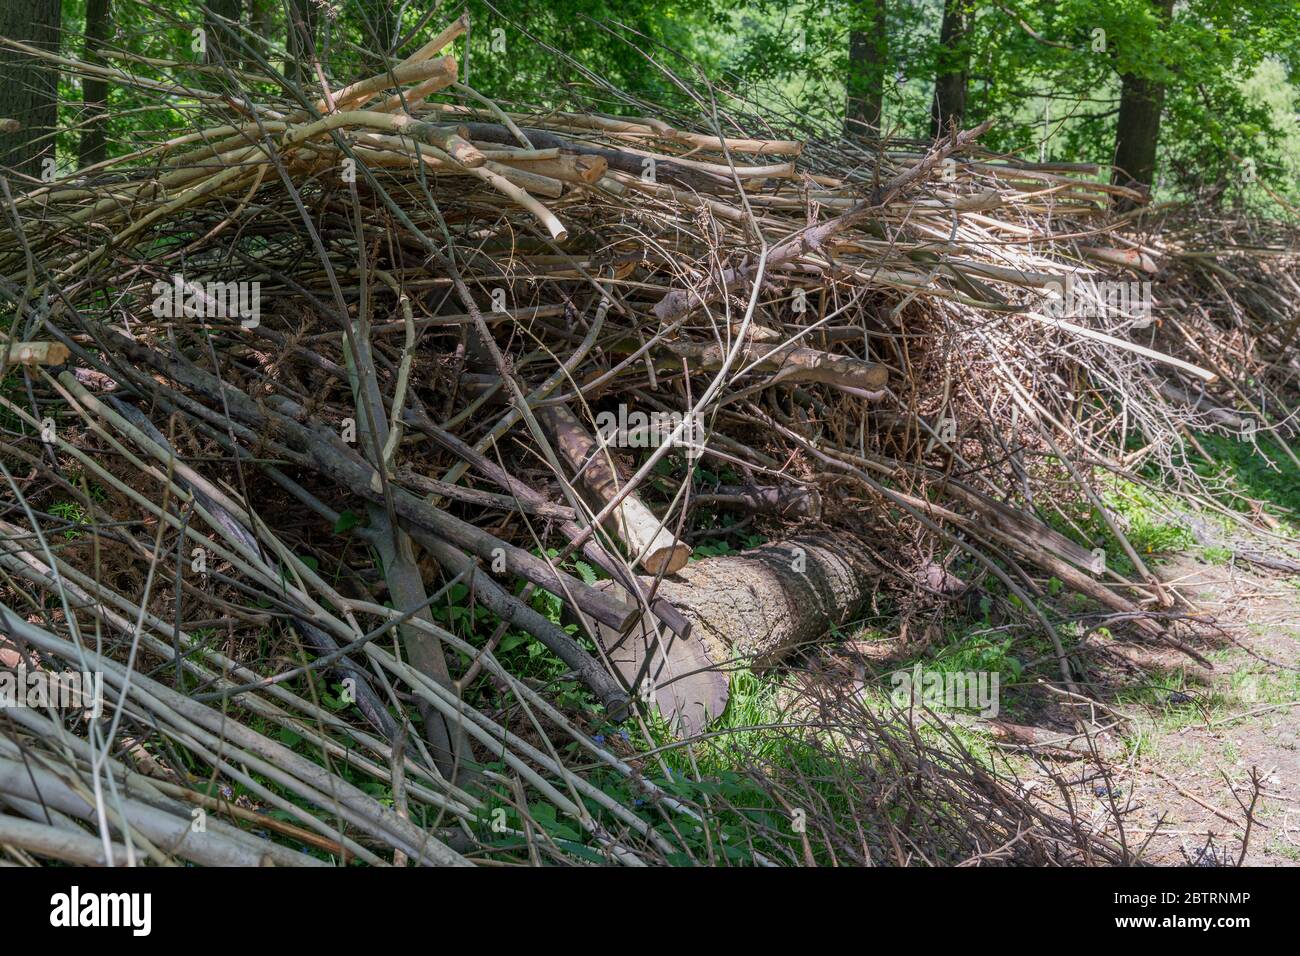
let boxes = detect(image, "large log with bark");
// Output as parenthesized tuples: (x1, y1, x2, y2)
(592, 535, 878, 735)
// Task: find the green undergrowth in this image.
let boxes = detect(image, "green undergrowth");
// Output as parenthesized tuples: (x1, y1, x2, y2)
(1036, 428, 1300, 576)
(1186, 431, 1300, 536)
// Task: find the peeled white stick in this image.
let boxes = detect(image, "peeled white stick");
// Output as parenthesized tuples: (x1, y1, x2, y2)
(540, 403, 690, 575)
(398, 13, 470, 69)
(4, 340, 70, 367)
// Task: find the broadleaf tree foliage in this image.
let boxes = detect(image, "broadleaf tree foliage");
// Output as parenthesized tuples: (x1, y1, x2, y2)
(1, 0, 1294, 210)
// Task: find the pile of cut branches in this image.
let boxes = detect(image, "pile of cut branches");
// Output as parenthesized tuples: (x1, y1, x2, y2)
(0, 13, 1294, 866)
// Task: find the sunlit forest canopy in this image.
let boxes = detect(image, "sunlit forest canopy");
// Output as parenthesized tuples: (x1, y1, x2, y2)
(4, 0, 1298, 214)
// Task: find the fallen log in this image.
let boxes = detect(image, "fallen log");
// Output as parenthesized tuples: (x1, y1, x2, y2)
(404, 404, 694, 640)
(592, 535, 878, 735)
(1078, 244, 1159, 274)
(489, 153, 608, 185)
(3, 340, 70, 366)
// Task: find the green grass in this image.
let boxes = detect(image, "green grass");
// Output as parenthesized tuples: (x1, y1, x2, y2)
(1033, 428, 1300, 576)
(1227, 648, 1300, 707)
(1188, 432, 1300, 536)
(1042, 474, 1196, 577)
(48, 499, 87, 539)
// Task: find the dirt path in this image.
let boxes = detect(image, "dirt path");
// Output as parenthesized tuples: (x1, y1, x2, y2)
(790, 548, 1300, 865)
(1112, 555, 1299, 864)
(1030, 553, 1300, 865)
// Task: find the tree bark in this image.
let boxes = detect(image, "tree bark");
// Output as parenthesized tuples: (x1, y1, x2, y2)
(80, 0, 111, 168)
(691, 483, 822, 520)
(594, 535, 877, 735)
(0, 0, 60, 181)
(846, 0, 887, 134)
(1111, 0, 1176, 202)
(243, 0, 273, 72)
(638, 339, 889, 391)
(205, 0, 242, 65)
(929, 0, 969, 138)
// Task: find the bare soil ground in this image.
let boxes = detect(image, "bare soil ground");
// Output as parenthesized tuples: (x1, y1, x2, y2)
(1000, 552, 1300, 866)
(791, 549, 1300, 865)
(1105, 554, 1300, 865)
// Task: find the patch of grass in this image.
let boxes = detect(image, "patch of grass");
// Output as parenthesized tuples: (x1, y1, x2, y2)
(597, 670, 915, 863)
(1267, 839, 1300, 862)
(886, 622, 1030, 723)
(48, 499, 87, 539)
(1113, 669, 1221, 726)
(1041, 474, 1196, 576)
(1199, 544, 1234, 564)
(1097, 478, 1196, 569)
(1228, 662, 1300, 708)
(638, 668, 812, 776)
(930, 631, 1026, 680)
(1189, 432, 1300, 534)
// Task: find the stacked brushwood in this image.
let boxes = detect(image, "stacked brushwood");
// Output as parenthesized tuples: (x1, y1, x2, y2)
(0, 13, 1295, 866)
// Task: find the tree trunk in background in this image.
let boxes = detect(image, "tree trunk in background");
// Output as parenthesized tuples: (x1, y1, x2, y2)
(243, 0, 273, 71)
(80, 0, 111, 168)
(0, 0, 61, 181)
(1111, 0, 1176, 203)
(846, 0, 887, 135)
(205, 0, 242, 65)
(286, 0, 319, 83)
(929, 0, 968, 138)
